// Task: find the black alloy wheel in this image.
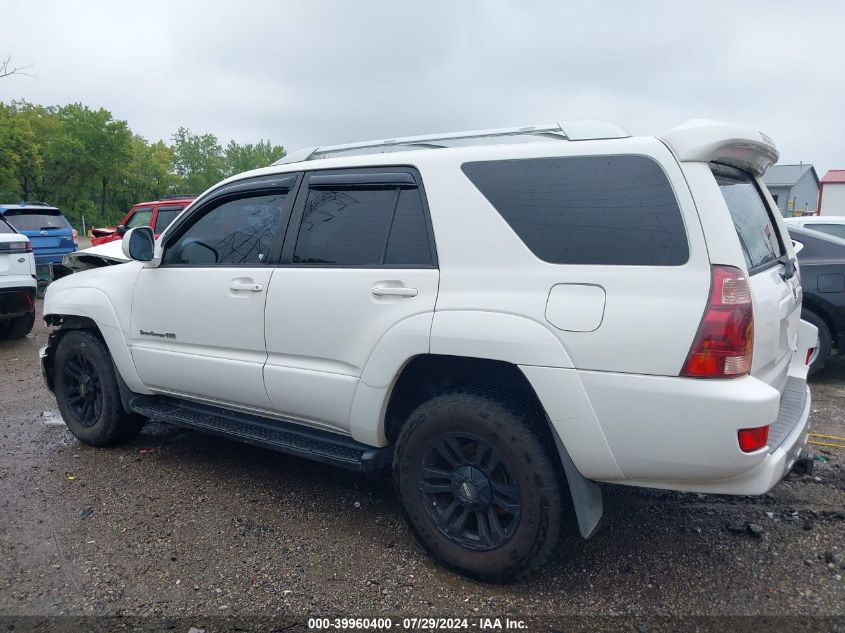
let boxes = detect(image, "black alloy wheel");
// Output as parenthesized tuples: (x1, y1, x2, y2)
(61, 352, 104, 426)
(420, 433, 522, 551)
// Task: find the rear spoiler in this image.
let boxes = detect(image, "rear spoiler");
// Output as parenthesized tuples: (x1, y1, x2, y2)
(660, 119, 779, 177)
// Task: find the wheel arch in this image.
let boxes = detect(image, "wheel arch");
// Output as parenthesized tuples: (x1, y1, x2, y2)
(43, 286, 151, 396)
(801, 301, 836, 346)
(372, 353, 605, 539)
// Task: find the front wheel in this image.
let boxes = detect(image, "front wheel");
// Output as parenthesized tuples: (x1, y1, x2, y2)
(54, 330, 145, 446)
(394, 390, 563, 582)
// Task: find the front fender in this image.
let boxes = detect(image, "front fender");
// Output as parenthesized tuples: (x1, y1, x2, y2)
(44, 285, 151, 394)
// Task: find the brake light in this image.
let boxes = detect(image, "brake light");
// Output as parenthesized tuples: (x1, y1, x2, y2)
(738, 426, 769, 452)
(681, 265, 753, 378)
(72, 228, 79, 245)
(0, 241, 32, 254)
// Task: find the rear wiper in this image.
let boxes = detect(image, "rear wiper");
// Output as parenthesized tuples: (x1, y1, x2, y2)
(778, 254, 796, 280)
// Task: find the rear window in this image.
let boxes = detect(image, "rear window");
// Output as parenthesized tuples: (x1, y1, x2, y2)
(805, 223, 845, 241)
(3, 208, 68, 231)
(712, 163, 784, 271)
(0, 217, 15, 234)
(461, 155, 688, 266)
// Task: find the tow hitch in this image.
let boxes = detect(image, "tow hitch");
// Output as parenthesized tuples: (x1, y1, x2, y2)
(789, 454, 815, 477)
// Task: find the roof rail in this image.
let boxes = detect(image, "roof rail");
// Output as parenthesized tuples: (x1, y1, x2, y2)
(272, 120, 629, 165)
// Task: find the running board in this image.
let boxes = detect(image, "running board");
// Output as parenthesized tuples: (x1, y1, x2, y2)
(129, 395, 391, 472)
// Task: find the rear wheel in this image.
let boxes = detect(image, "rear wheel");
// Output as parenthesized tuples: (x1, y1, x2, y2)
(802, 310, 830, 376)
(394, 390, 563, 582)
(54, 330, 145, 446)
(0, 311, 35, 339)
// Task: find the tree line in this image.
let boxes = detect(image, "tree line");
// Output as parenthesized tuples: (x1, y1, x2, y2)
(0, 101, 285, 229)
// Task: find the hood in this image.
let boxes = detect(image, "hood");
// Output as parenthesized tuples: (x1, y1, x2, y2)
(63, 240, 129, 272)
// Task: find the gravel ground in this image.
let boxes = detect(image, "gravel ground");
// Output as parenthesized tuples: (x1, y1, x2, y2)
(1, 301, 843, 630)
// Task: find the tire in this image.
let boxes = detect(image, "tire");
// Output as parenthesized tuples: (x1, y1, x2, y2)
(802, 310, 831, 376)
(53, 330, 145, 446)
(0, 311, 35, 339)
(393, 389, 563, 582)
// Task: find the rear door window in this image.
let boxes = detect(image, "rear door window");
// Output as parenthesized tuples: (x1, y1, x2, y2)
(290, 170, 434, 267)
(461, 155, 688, 266)
(154, 205, 184, 233)
(3, 209, 67, 231)
(711, 163, 784, 272)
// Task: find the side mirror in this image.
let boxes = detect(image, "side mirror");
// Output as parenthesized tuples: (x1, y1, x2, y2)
(116, 224, 127, 235)
(121, 226, 155, 262)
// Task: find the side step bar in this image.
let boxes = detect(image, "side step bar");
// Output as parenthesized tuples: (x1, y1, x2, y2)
(129, 395, 391, 472)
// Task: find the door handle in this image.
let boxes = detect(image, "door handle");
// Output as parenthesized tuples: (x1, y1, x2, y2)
(372, 285, 418, 298)
(230, 281, 264, 292)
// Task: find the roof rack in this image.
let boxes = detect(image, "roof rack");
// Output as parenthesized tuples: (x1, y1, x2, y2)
(272, 120, 630, 165)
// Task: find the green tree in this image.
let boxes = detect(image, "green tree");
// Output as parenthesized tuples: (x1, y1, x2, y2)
(224, 139, 285, 176)
(171, 127, 225, 194)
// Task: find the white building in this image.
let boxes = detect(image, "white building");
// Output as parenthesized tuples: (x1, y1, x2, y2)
(819, 170, 845, 215)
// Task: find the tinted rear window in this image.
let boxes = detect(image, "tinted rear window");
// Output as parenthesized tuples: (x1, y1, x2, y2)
(154, 205, 184, 233)
(3, 209, 67, 231)
(712, 163, 784, 271)
(806, 223, 845, 241)
(461, 155, 688, 266)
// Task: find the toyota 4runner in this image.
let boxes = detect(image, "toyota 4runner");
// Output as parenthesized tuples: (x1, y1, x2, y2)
(40, 119, 816, 581)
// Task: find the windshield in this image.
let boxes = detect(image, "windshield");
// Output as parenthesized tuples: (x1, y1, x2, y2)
(3, 208, 68, 231)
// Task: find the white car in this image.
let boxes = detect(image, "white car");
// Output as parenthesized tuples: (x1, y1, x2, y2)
(0, 215, 36, 339)
(39, 119, 816, 581)
(784, 215, 845, 240)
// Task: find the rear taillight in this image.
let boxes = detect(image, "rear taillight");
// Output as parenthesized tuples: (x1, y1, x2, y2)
(681, 265, 753, 378)
(738, 426, 769, 452)
(72, 228, 79, 245)
(0, 241, 32, 254)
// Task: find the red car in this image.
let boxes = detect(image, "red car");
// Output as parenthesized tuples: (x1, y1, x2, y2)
(91, 196, 195, 246)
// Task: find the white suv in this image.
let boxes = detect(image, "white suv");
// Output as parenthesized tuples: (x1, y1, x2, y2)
(0, 216, 36, 339)
(40, 119, 816, 581)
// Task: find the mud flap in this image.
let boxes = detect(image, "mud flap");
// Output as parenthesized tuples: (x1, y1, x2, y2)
(550, 427, 603, 539)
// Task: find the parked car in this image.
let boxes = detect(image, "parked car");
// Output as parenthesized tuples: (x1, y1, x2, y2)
(785, 215, 845, 240)
(40, 119, 816, 582)
(0, 203, 77, 281)
(787, 225, 845, 374)
(90, 196, 195, 246)
(0, 215, 36, 339)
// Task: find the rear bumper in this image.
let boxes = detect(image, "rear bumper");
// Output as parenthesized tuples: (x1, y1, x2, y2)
(615, 383, 811, 495)
(526, 320, 817, 496)
(0, 286, 36, 318)
(35, 250, 75, 265)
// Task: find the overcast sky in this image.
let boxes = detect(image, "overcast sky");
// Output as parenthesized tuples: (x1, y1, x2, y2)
(2, 0, 843, 175)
